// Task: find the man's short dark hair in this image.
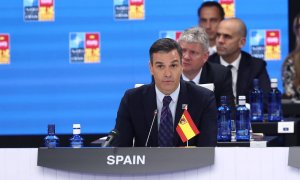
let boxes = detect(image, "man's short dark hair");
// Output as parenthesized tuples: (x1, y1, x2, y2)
(197, 1, 225, 20)
(149, 38, 182, 64)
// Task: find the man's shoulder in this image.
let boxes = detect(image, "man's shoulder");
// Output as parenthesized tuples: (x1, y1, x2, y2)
(124, 84, 153, 97)
(184, 80, 214, 97)
(204, 62, 230, 82)
(207, 53, 220, 63)
(241, 51, 266, 66)
(206, 61, 227, 72)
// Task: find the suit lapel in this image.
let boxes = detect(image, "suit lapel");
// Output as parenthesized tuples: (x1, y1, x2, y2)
(209, 54, 221, 64)
(174, 80, 189, 146)
(236, 53, 251, 96)
(143, 83, 158, 147)
(199, 63, 211, 84)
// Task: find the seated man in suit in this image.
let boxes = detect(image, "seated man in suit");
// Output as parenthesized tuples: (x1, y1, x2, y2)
(113, 38, 217, 147)
(178, 26, 235, 108)
(208, 18, 271, 106)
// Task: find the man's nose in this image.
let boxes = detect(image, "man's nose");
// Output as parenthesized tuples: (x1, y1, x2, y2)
(203, 21, 211, 29)
(164, 68, 171, 77)
(183, 52, 190, 59)
(217, 36, 224, 44)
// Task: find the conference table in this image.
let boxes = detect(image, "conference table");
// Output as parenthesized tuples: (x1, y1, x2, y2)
(1, 147, 300, 179)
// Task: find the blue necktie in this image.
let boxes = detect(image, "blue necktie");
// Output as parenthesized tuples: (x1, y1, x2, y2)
(227, 65, 233, 70)
(189, 80, 196, 84)
(159, 96, 173, 147)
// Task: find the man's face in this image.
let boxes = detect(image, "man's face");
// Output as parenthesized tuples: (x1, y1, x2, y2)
(216, 20, 245, 61)
(150, 49, 182, 95)
(179, 41, 208, 76)
(199, 6, 223, 44)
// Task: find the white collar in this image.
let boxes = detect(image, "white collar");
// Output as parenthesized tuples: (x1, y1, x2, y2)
(155, 83, 180, 104)
(220, 53, 241, 70)
(209, 46, 217, 55)
(182, 69, 202, 84)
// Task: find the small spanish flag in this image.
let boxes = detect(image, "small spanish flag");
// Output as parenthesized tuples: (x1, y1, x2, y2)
(176, 109, 200, 142)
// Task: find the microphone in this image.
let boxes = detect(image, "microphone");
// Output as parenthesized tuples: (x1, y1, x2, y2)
(102, 129, 119, 147)
(145, 109, 158, 147)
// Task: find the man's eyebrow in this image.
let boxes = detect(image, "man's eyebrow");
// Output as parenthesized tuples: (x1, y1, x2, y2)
(171, 60, 180, 63)
(154, 61, 164, 64)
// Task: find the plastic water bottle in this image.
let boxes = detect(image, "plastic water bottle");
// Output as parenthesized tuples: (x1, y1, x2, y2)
(268, 78, 282, 121)
(44, 124, 59, 148)
(70, 124, 84, 148)
(249, 79, 264, 122)
(217, 96, 231, 142)
(235, 96, 250, 141)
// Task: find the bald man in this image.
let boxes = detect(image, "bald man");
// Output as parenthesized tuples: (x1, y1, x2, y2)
(208, 18, 271, 108)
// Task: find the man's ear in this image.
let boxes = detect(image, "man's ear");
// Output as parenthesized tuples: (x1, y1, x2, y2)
(203, 51, 209, 64)
(239, 37, 246, 48)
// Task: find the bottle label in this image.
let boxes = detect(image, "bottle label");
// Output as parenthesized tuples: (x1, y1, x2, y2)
(219, 121, 231, 134)
(251, 103, 263, 116)
(44, 136, 59, 148)
(71, 141, 83, 148)
(268, 103, 281, 117)
(236, 129, 249, 136)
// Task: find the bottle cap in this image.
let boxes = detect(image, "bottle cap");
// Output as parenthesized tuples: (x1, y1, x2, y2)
(238, 96, 246, 105)
(48, 124, 55, 135)
(73, 124, 81, 129)
(73, 124, 81, 135)
(220, 96, 227, 105)
(238, 95, 246, 100)
(271, 78, 278, 83)
(271, 78, 278, 88)
(253, 79, 259, 87)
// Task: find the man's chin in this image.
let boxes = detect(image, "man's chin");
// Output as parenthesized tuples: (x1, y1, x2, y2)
(216, 49, 226, 55)
(161, 87, 176, 95)
(182, 65, 191, 70)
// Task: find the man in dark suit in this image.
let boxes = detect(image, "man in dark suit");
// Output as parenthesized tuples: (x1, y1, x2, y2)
(208, 18, 271, 105)
(178, 27, 235, 108)
(113, 38, 217, 147)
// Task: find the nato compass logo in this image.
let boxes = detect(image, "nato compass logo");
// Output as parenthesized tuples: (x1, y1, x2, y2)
(24, 0, 55, 22)
(159, 31, 182, 41)
(114, 0, 145, 20)
(24, 0, 39, 21)
(69, 32, 100, 64)
(250, 30, 265, 59)
(250, 29, 281, 61)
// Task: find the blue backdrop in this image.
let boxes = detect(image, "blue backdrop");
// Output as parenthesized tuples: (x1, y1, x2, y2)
(0, 0, 288, 135)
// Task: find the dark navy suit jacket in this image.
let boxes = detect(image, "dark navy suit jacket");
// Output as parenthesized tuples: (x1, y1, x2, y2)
(208, 51, 271, 108)
(199, 61, 235, 108)
(113, 80, 217, 147)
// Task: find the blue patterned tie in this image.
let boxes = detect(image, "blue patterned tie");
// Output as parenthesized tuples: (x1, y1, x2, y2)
(159, 96, 173, 147)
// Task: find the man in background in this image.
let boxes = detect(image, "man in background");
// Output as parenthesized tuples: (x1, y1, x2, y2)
(208, 18, 271, 105)
(113, 38, 217, 147)
(198, 1, 225, 55)
(178, 26, 234, 108)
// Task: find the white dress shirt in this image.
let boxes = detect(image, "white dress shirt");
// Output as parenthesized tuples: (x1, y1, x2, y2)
(209, 45, 217, 55)
(155, 84, 180, 130)
(182, 69, 202, 84)
(220, 54, 241, 98)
